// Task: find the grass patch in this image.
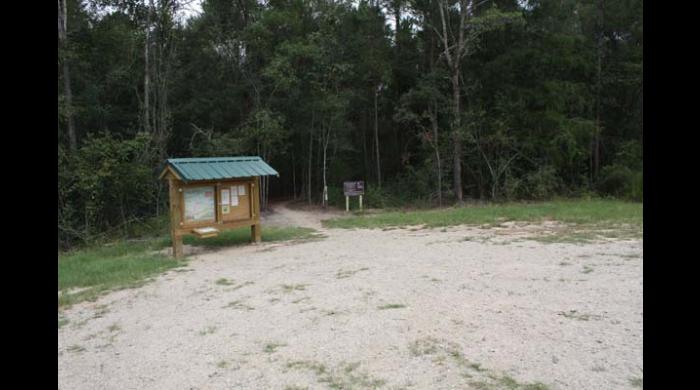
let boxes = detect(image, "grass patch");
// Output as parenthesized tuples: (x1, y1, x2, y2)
(58, 226, 318, 308)
(582, 265, 594, 274)
(198, 326, 217, 336)
(558, 310, 602, 321)
(66, 344, 85, 353)
(336, 267, 370, 279)
(281, 284, 308, 293)
(224, 300, 255, 311)
(377, 303, 406, 310)
(58, 239, 185, 307)
(322, 199, 642, 231)
(107, 323, 121, 333)
(408, 337, 549, 389)
(286, 360, 385, 389)
(215, 278, 234, 285)
(263, 342, 287, 353)
(629, 377, 643, 388)
(58, 316, 69, 329)
(409, 337, 440, 356)
(183, 226, 323, 248)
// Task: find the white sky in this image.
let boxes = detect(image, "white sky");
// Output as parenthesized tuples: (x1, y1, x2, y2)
(175, 0, 400, 29)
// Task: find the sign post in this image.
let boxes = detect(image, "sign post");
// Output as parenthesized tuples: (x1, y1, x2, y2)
(343, 181, 365, 212)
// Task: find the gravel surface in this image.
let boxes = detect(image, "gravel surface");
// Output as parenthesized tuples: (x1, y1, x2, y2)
(58, 202, 643, 389)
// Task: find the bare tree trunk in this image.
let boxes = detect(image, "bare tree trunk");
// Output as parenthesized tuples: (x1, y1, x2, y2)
(451, 71, 463, 201)
(593, 0, 604, 182)
(308, 111, 314, 204)
(374, 87, 382, 188)
(144, 0, 153, 133)
(58, 0, 77, 153)
(431, 101, 442, 207)
(393, 1, 401, 43)
(363, 109, 369, 180)
(292, 149, 297, 199)
(322, 124, 330, 208)
(437, 0, 470, 202)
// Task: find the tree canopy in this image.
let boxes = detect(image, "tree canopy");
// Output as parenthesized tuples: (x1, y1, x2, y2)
(58, 0, 643, 248)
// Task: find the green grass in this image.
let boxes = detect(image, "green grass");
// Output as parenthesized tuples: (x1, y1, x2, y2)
(558, 310, 602, 321)
(183, 226, 323, 248)
(407, 337, 549, 389)
(629, 377, 643, 388)
(377, 303, 407, 310)
(280, 284, 308, 293)
(198, 326, 217, 336)
(58, 316, 69, 329)
(286, 360, 385, 389)
(66, 344, 85, 353)
(322, 199, 642, 230)
(58, 225, 320, 308)
(58, 239, 185, 307)
(336, 267, 370, 279)
(215, 278, 234, 285)
(263, 342, 287, 353)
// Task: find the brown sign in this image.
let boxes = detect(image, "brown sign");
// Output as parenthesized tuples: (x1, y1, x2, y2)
(343, 181, 365, 196)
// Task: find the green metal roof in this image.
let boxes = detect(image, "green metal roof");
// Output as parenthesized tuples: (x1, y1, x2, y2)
(165, 156, 279, 182)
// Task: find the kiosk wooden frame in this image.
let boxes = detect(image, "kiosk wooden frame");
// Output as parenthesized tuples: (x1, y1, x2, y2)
(159, 157, 279, 258)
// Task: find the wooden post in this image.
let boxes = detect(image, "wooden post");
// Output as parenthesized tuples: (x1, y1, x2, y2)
(345, 196, 349, 212)
(251, 176, 262, 243)
(251, 224, 261, 243)
(359, 195, 363, 211)
(168, 178, 184, 259)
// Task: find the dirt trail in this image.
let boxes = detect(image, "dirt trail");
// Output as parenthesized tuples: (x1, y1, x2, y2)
(261, 200, 341, 231)
(59, 204, 643, 390)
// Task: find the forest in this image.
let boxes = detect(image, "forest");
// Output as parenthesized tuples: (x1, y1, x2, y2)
(57, 0, 643, 249)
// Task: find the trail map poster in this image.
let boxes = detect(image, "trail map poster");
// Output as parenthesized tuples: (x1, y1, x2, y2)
(183, 186, 215, 221)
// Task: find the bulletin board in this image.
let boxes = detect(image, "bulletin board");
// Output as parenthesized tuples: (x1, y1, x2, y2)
(221, 182, 251, 222)
(183, 186, 216, 223)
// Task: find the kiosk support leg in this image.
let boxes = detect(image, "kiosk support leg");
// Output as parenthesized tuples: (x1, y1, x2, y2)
(359, 195, 363, 211)
(345, 196, 350, 212)
(172, 234, 184, 259)
(251, 224, 262, 243)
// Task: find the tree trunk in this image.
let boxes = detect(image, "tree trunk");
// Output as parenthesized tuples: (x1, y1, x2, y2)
(437, 0, 468, 202)
(374, 88, 382, 188)
(431, 101, 442, 207)
(363, 109, 369, 180)
(393, 1, 401, 43)
(322, 125, 330, 208)
(292, 149, 297, 199)
(308, 111, 314, 204)
(144, 0, 153, 133)
(58, 0, 77, 153)
(451, 71, 463, 201)
(593, 0, 604, 182)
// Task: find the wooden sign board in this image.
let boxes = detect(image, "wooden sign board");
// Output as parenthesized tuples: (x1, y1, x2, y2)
(343, 181, 365, 196)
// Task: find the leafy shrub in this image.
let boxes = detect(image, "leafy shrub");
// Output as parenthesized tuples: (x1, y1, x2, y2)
(596, 165, 642, 201)
(58, 132, 163, 248)
(504, 165, 562, 200)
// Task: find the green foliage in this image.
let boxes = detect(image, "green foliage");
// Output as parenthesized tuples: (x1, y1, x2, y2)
(58, 0, 642, 249)
(59, 132, 162, 248)
(597, 141, 643, 200)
